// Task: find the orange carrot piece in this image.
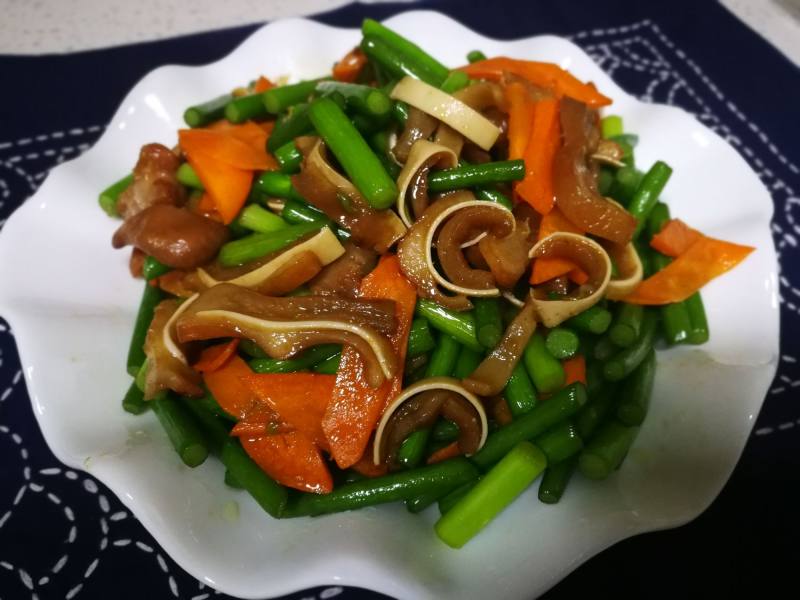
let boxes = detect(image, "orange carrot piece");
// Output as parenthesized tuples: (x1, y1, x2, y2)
(193, 340, 240, 373)
(322, 255, 417, 469)
(516, 98, 560, 215)
(179, 128, 273, 170)
(185, 152, 252, 224)
(241, 432, 333, 494)
(505, 82, 536, 161)
(530, 257, 574, 285)
(562, 355, 587, 386)
(650, 219, 702, 258)
(242, 373, 335, 450)
(568, 268, 589, 285)
(537, 207, 584, 240)
(254, 76, 275, 93)
(202, 354, 264, 419)
(426, 441, 461, 465)
(333, 47, 368, 82)
(460, 57, 612, 107)
(350, 440, 389, 478)
(625, 236, 754, 305)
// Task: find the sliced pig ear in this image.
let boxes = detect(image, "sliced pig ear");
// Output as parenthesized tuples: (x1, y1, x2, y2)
(528, 232, 612, 327)
(373, 377, 488, 466)
(396, 140, 458, 227)
(605, 241, 643, 300)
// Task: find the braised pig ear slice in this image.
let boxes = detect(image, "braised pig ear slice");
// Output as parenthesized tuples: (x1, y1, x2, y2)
(395, 140, 458, 227)
(605, 240, 643, 300)
(528, 232, 611, 327)
(175, 283, 399, 388)
(143, 297, 203, 400)
(117, 143, 185, 219)
(197, 227, 345, 294)
(372, 377, 488, 467)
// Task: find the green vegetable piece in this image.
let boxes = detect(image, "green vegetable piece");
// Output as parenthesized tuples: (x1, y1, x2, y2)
(534, 421, 583, 464)
(122, 381, 149, 415)
(407, 317, 436, 357)
(262, 79, 323, 114)
(566, 306, 613, 335)
(236, 204, 288, 234)
(428, 160, 525, 193)
(151, 393, 209, 468)
(142, 255, 171, 281)
(273, 141, 303, 174)
(616, 348, 656, 426)
(249, 344, 341, 374)
(440, 71, 470, 94)
(685, 292, 710, 344)
(414, 299, 482, 351)
(225, 93, 269, 123)
(176, 162, 204, 190)
(523, 332, 566, 394)
(127, 283, 163, 377)
(425, 334, 461, 378)
(609, 303, 645, 348)
(474, 297, 503, 349)
(545, 328, 580, 359)
(267, 103, 314, 152)
(432, 419, 459, 443)
(452, 345, 483, 379)
(217, 221, 324, 267)
(601, 115, 624, 139)
(538, 455, 578, 504)
(603, 309, 658, 382)
(184, 94, 232, 128)
(98, 174, 132, 217)
(308, 97, 398, 209)
(579, 420, 639, 480)
(628, 161, 673, 239)
(435, 442, 547, 548)
(361, 19, 450, 86)
(504, 363, 538, 418)
(471, 383, 587, 470)
(313, 352, 342, 374)
(283, 457, 478, 517)
(466, 50, 487, 64)
(397, 429, 431, 469)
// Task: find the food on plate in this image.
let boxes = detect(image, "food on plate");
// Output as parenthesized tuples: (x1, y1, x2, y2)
(100, 18, 754, 547)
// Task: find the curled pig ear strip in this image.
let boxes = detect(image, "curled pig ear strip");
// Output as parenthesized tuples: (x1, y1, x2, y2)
(373, 376, 489, 466)
(395, 140, 458, 227)
(197, 228, 345, 291)
(528, 232, 612, 327)
(390, 76, 502, 151)
(605, 240, 643, 300)
(425, 200, 514, 297)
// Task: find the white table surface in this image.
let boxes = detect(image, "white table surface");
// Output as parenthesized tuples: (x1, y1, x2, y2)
(0, 0, 798, 68)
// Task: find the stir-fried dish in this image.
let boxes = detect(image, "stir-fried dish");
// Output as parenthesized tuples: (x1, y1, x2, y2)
(100, 19, 754, 548)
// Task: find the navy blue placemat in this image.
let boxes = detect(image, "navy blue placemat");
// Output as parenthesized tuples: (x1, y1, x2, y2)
(1, 1, 799, 598)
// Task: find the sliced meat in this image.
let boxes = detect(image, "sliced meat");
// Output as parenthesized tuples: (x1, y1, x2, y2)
(112, 204, 229, 270)
(309, 243, 378, 298)
(117, 143, 185, 219)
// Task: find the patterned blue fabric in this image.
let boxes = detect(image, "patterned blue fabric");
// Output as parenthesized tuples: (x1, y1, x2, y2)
(1, 1, 798, 598)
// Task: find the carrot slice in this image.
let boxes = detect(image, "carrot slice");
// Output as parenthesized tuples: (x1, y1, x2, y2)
(531, 257, 574, 284)
(460, 57, 612, 107)
(562, 355, 587, 386)
(241, 432, 333, 494)
(650, 219, 702, 258)
(254, 76, 275, 93)
(202, 354, 263, 419)
(242, 373, 335, 450)
(350, 439, 389, 478)
(505, 82, 536, 161)
(426, 441, 461, 465)
(193, 340, 240, 373)
(179, 128, 273, 170)
(516, 98, 561, 215)
(322, 255, 417, 469)
(530, 208, 586, 284)
(185, 151, 252, 225)
(625, 236, 754, 305)
(333, 47, 368, 82)
(537, 207, 584, 240)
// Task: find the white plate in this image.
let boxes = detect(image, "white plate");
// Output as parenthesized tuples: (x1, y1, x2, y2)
(0, 10, 779, 600)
